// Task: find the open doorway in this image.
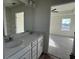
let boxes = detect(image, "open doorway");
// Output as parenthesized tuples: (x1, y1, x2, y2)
(48, 2, 75, 59)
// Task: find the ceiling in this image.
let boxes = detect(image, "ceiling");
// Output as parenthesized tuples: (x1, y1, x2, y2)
(4, 0, 19, 7)
(3, 0, 28, 7)
(3, 0, 75, 7)
(51, 2, 75, 11)
(50, 0, 75, 6)
(51, 2, 75, 14)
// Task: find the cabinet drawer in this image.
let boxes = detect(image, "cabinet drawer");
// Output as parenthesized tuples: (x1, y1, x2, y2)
(32, 45, 37, 56)
(8, 44, 31, 59)
(32, 55, 37, 59)
(32, 40, 37, 47)
(20, 51, 31, 59)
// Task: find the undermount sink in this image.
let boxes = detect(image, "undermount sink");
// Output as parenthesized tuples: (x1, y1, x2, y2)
(5, 39, 23, 48)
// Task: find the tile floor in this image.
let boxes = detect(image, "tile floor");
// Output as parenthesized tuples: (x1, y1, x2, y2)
(48, 34, 74, 59)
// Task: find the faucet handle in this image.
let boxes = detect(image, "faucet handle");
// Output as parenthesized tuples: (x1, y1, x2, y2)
(4, 35, 14, 42)
(9, 36, 14, 41)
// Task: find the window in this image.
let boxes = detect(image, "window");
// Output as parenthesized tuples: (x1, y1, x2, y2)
(61, 18, 71, 31)
(15, 12, 24, 33)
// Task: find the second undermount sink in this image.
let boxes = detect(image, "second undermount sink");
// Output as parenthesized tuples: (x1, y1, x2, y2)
(5, 39, 23, 48)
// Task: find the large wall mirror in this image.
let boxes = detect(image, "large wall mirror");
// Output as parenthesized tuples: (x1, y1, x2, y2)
(3, 1, 35, 36)
(3, 5, 25, 36)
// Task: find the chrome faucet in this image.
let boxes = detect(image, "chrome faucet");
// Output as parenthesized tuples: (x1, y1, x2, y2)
(4, 35, 14, 42)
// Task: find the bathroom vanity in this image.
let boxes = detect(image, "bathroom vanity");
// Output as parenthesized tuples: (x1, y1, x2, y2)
(4, 33, 43, 59)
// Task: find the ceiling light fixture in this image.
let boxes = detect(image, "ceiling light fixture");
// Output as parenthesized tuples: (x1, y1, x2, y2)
(28, 0, 36, 7)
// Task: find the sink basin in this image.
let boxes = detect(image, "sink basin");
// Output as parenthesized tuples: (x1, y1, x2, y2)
(5, 39, 23, 48)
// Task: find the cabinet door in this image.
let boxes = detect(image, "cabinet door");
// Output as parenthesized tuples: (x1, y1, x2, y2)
(32, 55, 37, 59)
(38, 39, 43, 58)
(32, 45, 37, 56)
(8, 44, 31, 59)
(20, 51, 31, 59)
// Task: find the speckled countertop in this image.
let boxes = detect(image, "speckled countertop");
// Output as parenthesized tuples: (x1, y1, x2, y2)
(4, 32, 43, 59)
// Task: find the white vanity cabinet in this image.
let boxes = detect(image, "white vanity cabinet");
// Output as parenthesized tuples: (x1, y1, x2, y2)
(31, 36, 43, 59)
(5, 35, 44, 59)
(7, 44, 31, 59)
(38, 36, 43, 58)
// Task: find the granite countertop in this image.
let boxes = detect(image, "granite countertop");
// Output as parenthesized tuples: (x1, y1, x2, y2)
(4, 32, 43, 59)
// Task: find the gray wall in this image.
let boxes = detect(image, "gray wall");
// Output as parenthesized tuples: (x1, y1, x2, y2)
(24, 7, 35, 31)
(33, 0, 52, 53)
